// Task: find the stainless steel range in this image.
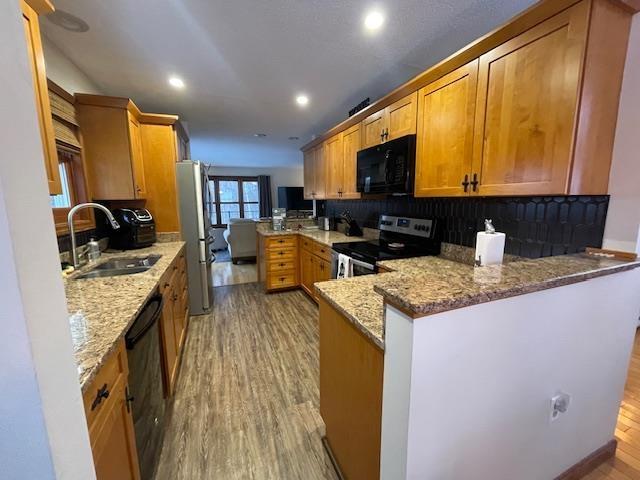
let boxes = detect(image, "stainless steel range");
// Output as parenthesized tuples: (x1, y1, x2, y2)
(331, 215, 441, 277)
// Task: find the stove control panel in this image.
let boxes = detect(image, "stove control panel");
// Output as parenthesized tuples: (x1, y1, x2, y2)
(379, 215, 434, 238)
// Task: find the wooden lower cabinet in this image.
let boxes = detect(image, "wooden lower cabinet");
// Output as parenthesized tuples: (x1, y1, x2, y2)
(319, 298, 383, 480)
(300, 240, 332, 301)
(159, 248, 189, 397)
(83, 341, 140, 480)
(261, 235, 300, 292)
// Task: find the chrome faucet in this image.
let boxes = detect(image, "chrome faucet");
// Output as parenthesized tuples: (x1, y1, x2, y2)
(67, 203, 120, 268)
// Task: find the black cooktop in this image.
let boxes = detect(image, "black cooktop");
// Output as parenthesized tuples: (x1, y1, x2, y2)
(332, 238, 440, 265)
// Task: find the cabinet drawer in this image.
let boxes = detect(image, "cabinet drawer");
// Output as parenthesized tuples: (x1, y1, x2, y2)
(267, 258, 297, 272)
(300, 237, 314, 252)
(313, 242, 332, 262)
(266, 247, 297, 261)
(83, 340, 128, 431)
(266, 235, 297, 249)
(267, 270, 297, 290)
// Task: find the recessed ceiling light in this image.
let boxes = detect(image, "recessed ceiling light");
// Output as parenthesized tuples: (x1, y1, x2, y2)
(364, 10, 385, 31)
(296, 94, 309, 107)
(254, 133, 267, 137)
(168, 76, 185, 89)
(288, 136, 300, 141)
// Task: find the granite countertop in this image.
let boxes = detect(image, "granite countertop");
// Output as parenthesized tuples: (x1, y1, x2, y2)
(257, 223, 371, 247)
(64, 242, 185, 391)
(376, 253, 640, 318)
(316, 252, 640, 351)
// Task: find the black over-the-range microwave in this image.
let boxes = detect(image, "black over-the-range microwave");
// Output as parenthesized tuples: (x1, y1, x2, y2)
(356, 134, 416, 195)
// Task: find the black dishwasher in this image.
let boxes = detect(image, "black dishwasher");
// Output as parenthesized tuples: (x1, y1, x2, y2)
(125, 294, 166, 480)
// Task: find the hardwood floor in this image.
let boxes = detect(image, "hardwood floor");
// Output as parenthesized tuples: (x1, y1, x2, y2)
(154, 283, 338, 480)
(155, 280, 639, 479)
(211, 260, 257, 287)
(582, 332, 640, 480)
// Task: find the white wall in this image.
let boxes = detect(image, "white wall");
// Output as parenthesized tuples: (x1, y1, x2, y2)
(0, 2, 95, 478)
(381, 270, 640, 480)
(42, 34, 102, 94)
(210, 165, 304, 210)
(604, 15, 640, 253)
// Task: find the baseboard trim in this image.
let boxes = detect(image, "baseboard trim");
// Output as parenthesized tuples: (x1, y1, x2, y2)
(554, 439, 617, 480)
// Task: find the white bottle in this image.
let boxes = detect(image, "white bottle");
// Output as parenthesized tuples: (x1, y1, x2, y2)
(475, 219, 506, 266)
(87, 237, 101, 263)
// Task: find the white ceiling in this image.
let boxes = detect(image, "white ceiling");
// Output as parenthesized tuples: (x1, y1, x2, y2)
(42, 0, 535, 167)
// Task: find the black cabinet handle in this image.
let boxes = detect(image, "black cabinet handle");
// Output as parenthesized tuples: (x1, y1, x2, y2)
(384, 128, 389, 141)
(380, 129, 385, 142)
(91, 384, 110, 411)
(462, 174, 470, 192)
(125, 386, 135, 414)
(470, 173, 479, 192)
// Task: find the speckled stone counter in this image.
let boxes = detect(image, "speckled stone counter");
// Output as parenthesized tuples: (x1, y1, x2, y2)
(316, 253, 640, 351)
(256, 223, 372, 247)
(376, 254, 640, 318)
(65, 242, 185, 391)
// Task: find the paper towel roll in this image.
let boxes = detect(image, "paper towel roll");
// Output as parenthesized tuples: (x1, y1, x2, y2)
(475, 231, 506, 266)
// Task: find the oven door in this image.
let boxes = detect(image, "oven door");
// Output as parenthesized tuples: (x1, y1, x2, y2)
(331, 251, 377, 278)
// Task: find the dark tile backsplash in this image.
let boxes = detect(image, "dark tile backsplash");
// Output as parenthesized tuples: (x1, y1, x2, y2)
(326, 196, 609, 259)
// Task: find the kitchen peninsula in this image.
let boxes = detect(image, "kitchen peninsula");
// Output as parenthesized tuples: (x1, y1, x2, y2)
(315, 252, 640, 480)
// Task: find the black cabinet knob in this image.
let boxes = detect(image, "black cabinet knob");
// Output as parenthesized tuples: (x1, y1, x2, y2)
(91, 383, 110, 411)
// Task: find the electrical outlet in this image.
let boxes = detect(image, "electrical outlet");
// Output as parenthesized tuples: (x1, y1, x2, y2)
(550, 392, 571, 422)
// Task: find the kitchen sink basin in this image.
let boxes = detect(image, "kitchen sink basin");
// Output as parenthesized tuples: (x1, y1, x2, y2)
(74, 255, 161, 280)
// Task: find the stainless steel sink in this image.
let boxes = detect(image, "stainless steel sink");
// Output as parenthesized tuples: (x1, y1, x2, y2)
(74, 255, 161, 280)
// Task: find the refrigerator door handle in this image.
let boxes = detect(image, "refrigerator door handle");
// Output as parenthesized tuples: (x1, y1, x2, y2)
(199, 261, 210, 310)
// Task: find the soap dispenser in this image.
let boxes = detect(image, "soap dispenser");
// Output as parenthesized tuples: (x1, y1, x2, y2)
(474, 219, 506, 266)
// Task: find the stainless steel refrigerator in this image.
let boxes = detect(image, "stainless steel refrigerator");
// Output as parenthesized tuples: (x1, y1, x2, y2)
(176, 161, 214, 315)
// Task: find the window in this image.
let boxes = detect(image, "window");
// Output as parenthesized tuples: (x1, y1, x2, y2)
(51, 146, 93, 234)
(208, 176, 260, 227)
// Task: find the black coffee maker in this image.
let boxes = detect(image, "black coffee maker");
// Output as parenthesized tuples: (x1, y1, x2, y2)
(107, 208, 156, 249)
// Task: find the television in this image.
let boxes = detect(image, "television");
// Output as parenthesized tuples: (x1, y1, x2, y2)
(278, 187, 313, 211)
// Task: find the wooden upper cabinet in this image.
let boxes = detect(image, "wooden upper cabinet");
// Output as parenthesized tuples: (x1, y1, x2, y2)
(325, 133, 344, 199)
(341, 124, 361, 199)
(302, 0, 632, 198)
(471, 2, 588, 196)
(361, 108, 386, 149)
(76, 95, 147, 200)
(415, 61, 478, 197)
(313, 144, 327, 199)
(139, 115, 181, 233)
(361, 92, 417, 149)
(21, 0, 62, 195)
(127, 113, 147, 198)
(303, 149, 315, 199)
(386, 91, 417, 141)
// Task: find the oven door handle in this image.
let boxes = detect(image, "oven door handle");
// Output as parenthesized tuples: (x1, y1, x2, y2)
(348, 256, 376, 271)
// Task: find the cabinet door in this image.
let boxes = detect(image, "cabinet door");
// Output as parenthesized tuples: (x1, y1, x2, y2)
(324, 134, 344, 199)
(127, 114, 147, 199)
(341, 124, 361, 199)
(303, 149, 315, 199)
(92, 379, 141, 480)
(313, 144, 327, 199)
(160, 289, 178, 396)
(385, 91, 418, 141)
(300, 249, 315, 297)
(361, 108, 385, 149)
(415, 61, 478, 197)
(471, 2, 587, 196)
(21, 1, 62, 195)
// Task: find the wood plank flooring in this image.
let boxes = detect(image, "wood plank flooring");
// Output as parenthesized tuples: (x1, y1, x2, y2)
(155, 279, 640, 479)
(581, 332, 640, 480)
(211, 261, 257, 287)
(154, 283, 338, 480)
